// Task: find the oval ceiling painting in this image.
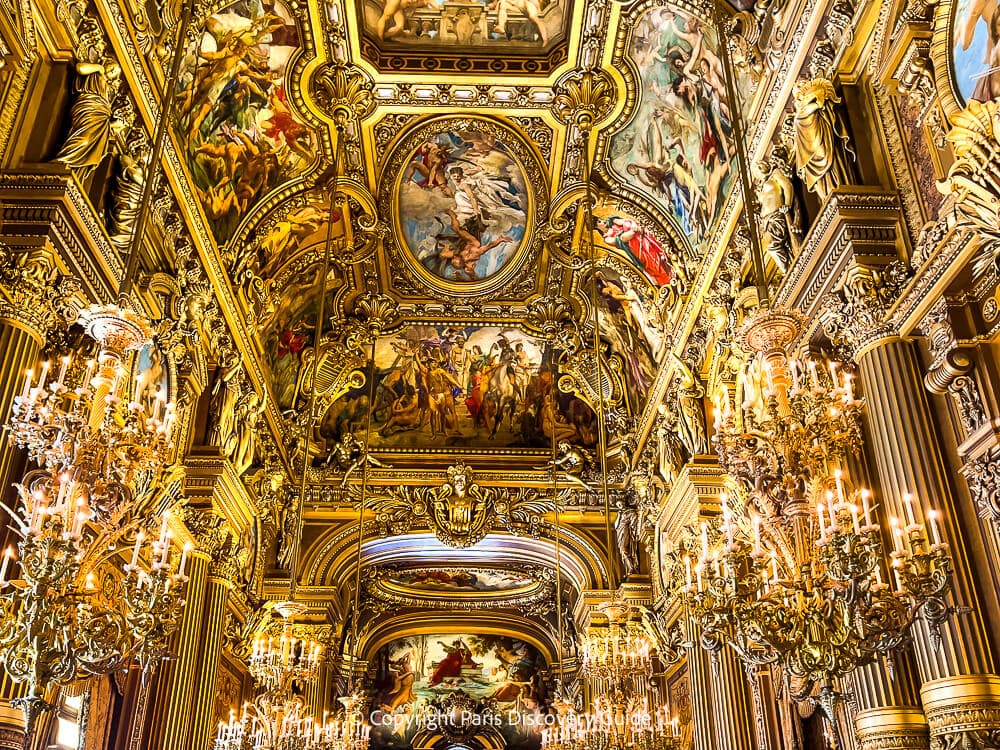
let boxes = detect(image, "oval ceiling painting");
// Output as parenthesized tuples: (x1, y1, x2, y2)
(952, 0, 1000, 104)
(395, 128, 530, 285)
(387, 568, 536, 593)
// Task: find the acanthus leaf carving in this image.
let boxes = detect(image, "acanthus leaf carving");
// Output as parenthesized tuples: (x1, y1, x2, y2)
(820, 260, 912, 357)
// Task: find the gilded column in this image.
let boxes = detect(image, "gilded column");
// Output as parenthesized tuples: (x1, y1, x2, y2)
(187, 565, 234, 750)
(151, 551, 210, 750)
(686, 617, 717, 750)
(708, 647, 755, 750)
(823, 262, 1000, 747)
(0, 246, 76, 749)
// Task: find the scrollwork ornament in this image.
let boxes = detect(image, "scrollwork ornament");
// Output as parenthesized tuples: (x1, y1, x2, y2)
(962, 450, 1000, 525)
(941, 99, 1000, 283)
(0, 245, 80, 340)
(311, 62, 376, 126)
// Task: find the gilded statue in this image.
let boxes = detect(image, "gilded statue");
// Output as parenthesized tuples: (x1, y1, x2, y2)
(54, 54, 126, 179)
(792, 78, 857, 202)
(754, 145, 802, 272)
(231, 391, 266, 476)
(670, 354, 708, 457)
(108, 147, 148, 251)
(327, 432, 387, 487)
(538, 441, 594, 490)
(613, 499, 641, 578)
(207, 356, 240, 453)
(655, 405, 685, 484)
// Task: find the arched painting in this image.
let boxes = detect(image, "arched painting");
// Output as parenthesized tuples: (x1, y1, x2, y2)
(396, 130, 529, 284)
(176, 0, 316, 243)
(609, 7, 738, 246)
(952, 0, 1000, 103)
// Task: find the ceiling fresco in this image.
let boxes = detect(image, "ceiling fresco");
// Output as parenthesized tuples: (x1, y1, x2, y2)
(152, 0, 757, 663)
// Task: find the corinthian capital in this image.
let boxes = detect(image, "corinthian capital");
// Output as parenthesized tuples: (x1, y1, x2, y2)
(820, 260, 911, 358)
(0, 245, 80, 340)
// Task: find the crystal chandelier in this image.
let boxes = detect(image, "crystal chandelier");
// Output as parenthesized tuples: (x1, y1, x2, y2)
(249, 617, 324, 692)
(682, 483, 955, 729)
(217, 614, 369, 750)
(0, 305, 188, 733)
(579, 602, 655, 684)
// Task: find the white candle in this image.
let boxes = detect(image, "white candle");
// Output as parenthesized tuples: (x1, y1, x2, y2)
(130, 530, 144, 570)
(928, 509, 943, 546)
(0, 547, 13, 584)
(827, 492, 838, 531)
(903, 493, 917, 528)
(159, 511, 170, 546)
(179, 542, 192, 578)
(752, 514, 762, 555)
(828, 360, 839, 388)
(890, 519, 904, 554)
(695, 562, 703, 592)
(37, 360, 50, 391)
(84, 359, 96, 388)
(19, 369, 33, 400)
(57, 355, 70, 385)
(861, 489, 872, 527)
(809, 360, 819, 389)
(818, 503, 827, 543)
(850, 504, 860, 535)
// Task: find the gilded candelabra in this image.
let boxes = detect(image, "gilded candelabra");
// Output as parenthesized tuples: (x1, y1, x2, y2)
(0, 304, 189, 733)
(542, 692, 681, 750)
(579, 602, 656, 684)
(683, 487, 954, 735)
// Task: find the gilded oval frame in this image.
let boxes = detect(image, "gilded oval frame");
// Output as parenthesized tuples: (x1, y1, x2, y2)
(378, 115, 548, 299)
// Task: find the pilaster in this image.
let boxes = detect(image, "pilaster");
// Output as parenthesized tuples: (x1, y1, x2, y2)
(187, 567, 234, 750)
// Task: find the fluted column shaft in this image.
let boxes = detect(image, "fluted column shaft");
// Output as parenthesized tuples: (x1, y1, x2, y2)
(151, 552, 210, 750)
(686, 615, 716, 750)
(858, 339, 993, 677)
(857, 338, 1000, 745)
(188, 572, 233, 750)
(708, 648, 756, 750)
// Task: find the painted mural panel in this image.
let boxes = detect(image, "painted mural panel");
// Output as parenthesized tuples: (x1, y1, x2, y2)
(952, 0, 1000, 103)
(321, 325, 597, 451)
(387, 569, 535, 592)
(396, 130, 528, 283)
(591, 207, 677, 289)
(176, 0, 315, 243)
(361, 0, 567, 48)
(609, 7, 736, 246)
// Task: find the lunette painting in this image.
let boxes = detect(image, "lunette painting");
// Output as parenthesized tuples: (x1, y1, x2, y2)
(317, 325, 598, 451)
(369, 634, 548, 750)
(609, 7, 737, 246)
(176, 0, 315, 243)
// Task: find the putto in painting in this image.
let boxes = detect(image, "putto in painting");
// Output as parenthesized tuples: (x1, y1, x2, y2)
(953, 0, 1000, 103)
(396, 130, 528, 284)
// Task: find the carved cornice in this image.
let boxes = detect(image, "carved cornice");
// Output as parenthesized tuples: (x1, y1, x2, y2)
(182, 452, 257, 536)
(776, 189, 904, 339)
(0, 169, 121, 303)
(0, 244, 79, 340)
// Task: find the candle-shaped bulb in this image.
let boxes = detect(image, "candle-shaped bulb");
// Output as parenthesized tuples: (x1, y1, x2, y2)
(860, 488, 872, 527)
(928, 509, 944, 547)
